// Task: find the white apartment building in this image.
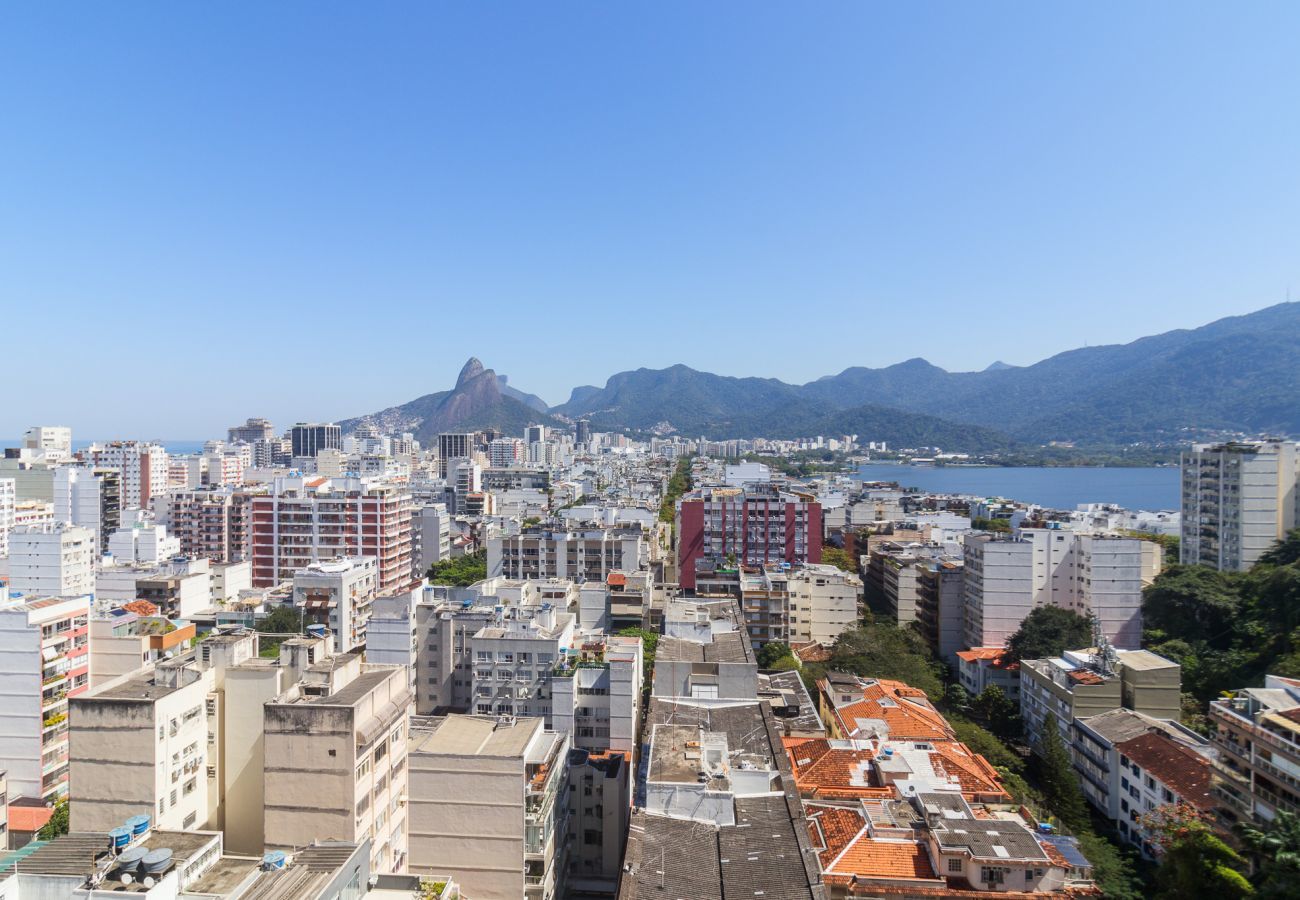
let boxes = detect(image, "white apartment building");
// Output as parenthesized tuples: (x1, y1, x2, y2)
(0, 477, 14, 558)
(963, 531, 1147, 652)
(96, 549, 205, 607)
(487, 527, 646, 582)
(293, 556, 379, 653)
(69, 658, 211, 833)
(23, 426, 73, 461)
(365, 588, 420, 697)
(550, 634, 643, 754)
(408, 715, 570, 900)
(107, 520, 182, 565)
(471, 606, 575, 723)
(1181, 440, 1300, 571)
(89, 441, 169, 511)
(0, 593, 93, 802)
(6, 524, 96, 598)
(52, 466, 114, 555)
(1072, 708, 1214, 858)
(489, 438, 527, 468)
(412, 503, 452, 574)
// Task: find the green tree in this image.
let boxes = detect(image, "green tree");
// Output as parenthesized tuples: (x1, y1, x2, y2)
(1259, 528, 1300, 568)
(1075, 831, 1144, 900)
(770, 655, 801, 672)
(1143, 564, 1243, 650)
(972, 685, 1021, 740)
(1145, 805, 1252, 898)
(971, 517, 1011, 533)
(38, 800, 69, 840)
(1004, 606, 1093, 663)
(1033, 713, 1089, 831)
(256, 605, 304, 634)
(1237, 810, 1300, 897)
(828, 623, 944, 698)
(757, 641, 794, 668)
(820, 547, 855, 573)
(427, 549, 487, 586)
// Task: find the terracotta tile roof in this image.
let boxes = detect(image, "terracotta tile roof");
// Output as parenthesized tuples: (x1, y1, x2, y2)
(806, 805, 937, 883)
(830, 679, 952, 741)
(955, 647, 1020, 671)
(7, 802, 53, 833)
(806, 804, 866, 867)
(792, 640, 832, 663)
(123, 599, 160, 617)
(1115, 730, 1214, 811)
(787, 738, 891, 800)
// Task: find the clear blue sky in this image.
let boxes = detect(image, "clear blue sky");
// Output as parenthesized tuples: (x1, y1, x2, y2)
(4, 2, 1300, 438)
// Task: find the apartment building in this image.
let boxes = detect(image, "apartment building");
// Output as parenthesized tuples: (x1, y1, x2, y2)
(250, 476, 415, 594)
(675, 483, 823, 591)
(159, 487, 253, 563)
(365, 588, 420, 697)
(1181, 440, 1300, 571)
(566, 749, 630, 896)
(549, 634, 643, 754)
(51, 466, 121, 555)
(470, 606, 575, 723)
(263, 653, 412, 874)
(6, 524, 96, 598)
(412, 503, 452, 575)
(408, 714, 570, 900)
(487, 526, 645, 582)
(437, 433, 474, 477)
(290, 422, 342, 458)
(107, 520, 181, 565)
(293, 556, 379, 653)
(22, 426, 72, 461)
(1072, 708, 1214, 858)
(730, 563, 861, 648)
(89, 441, 169, 510)
(963, 531, 1147, 653)
(89, 608, 197, 687)
(0, 593, 92, 802)
(0, 477, 14, 558)
(1019, 648, 1181, 749)
(69, 658, 211, 833)
(228, 417, 275, 444)
(918, 557, 966, 660)
(1209, 673, 1300, 826)
(489, 438, 527, 468)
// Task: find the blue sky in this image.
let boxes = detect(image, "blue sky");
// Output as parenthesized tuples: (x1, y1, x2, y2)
(3, 3, 1300, 437)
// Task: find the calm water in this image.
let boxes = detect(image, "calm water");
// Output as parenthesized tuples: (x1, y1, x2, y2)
(855, 463, 1180, 511)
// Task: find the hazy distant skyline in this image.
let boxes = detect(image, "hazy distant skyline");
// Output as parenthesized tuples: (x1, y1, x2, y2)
(4, 3, 1300, 435)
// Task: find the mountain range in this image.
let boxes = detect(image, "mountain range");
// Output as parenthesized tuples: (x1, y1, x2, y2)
(342, 302, 1300, 448)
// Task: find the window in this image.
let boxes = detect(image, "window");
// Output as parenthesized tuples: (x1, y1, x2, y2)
(981, 867, 1006, 886)
(170, 790, 177, 808)
(948, 859, 963, 873)
(183, 778, 196, 796)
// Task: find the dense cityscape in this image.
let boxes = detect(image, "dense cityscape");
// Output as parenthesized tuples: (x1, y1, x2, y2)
(0, 408, 1294, 899)
(9, 4, 1300, 898)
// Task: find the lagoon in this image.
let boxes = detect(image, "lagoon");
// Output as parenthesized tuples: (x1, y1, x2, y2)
(854, 463, 1179, 511)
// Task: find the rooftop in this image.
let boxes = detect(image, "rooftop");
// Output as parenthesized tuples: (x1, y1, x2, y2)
(412, 714, 544, 759)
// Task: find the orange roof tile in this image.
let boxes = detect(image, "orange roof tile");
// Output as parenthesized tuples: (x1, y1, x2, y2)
(123, 599, 159, 617)
(7, 803, 53, 833)
(828, 834, 937, 881)
(1115, 731, 1214, 811)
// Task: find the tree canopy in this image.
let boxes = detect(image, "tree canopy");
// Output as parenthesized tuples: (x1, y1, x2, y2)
(1004, 606, 1093, 663)
(757, 641, 794, 668)
(427, 549, 487, 586)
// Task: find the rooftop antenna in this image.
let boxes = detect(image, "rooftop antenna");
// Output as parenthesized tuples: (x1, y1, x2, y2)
(1090, 612, 1118, 677)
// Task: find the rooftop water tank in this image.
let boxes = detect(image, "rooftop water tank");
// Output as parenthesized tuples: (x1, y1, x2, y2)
(126, 814, 151, 836)
(142, 848, 173, 875)
(117, 846, 148, 868)
(262, 850, 287, 871)
(108, 827, 132, 849)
